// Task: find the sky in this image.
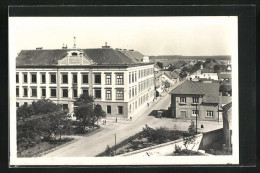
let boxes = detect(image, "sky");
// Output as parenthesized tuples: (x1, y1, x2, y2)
(9, 17, 237, 56)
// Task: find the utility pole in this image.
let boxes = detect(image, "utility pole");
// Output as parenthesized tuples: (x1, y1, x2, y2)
(195, 103, 198, 134)
(114, 134, 117, 156)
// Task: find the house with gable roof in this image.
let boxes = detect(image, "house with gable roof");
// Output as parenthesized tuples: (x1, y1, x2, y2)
(169, 79, 220, 121)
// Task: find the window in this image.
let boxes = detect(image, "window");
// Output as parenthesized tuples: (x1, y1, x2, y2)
(73, 89, 78, 98)
(94, 89, 101, 99)
(132, 73, 134, 83)
(94, 74, 101, 84)
(193, 97, 199, 103)
(23, 88, 28, 97)
(82, 89, 89, 95)
(82, 74, 88, 84)
(129, 88, 131, 99)
(105, 74, 111, 84)
(116, 74, 123, 85)
(224, 78, 230, 82)
(51, 88, 56, 97)
(42, 88, 46, 97)
(132, 87, 134, 97)
(180, 111, 186, 117)
(118, 106, 123, 114)
(16, 102, 19, 108)
(31, 74, 37, 83)
(63, 88, 68, 98)
(107, 105, 111, 114)
(135, 72, 137, 82)
(51, 74, 56, 83)
(180, 97, 186, 103)
(41, 74, 46, 83)
(135, 86, 137, 96)
(62, 74, 68, 84)
(31, 88, 37, 97)
(63, 104, 68, 110)
(129, 73, 131, 84)
(23, 74, 27, 83)
(16, 88, 19, 97)
(192, 110, 199, 117)
(16, 74, 19, 83)
(73, 74, 77, 84)
(116, 89, 124, 100)
(106, 89, 112, 100)
(24, 102, 27, 106)
(72, 52, 78, 56)
(206, 111, 214, 117)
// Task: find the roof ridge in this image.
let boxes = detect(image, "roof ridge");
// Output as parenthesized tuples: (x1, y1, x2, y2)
(187, 79, 206, 94)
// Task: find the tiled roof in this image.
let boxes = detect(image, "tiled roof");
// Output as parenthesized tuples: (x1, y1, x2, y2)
(16, 48, 144, 66)
(222, 102, 232, 111)
(170, 79, 220, 103)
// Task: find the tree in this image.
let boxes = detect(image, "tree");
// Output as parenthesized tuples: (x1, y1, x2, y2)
(168, 64, 177, 71)
(164, 81, 171, 89)
(94, 104, 106, 125)
(183, 121, 197, 150)
(156, 62, 163, 69)
(213, 65, 221, 73)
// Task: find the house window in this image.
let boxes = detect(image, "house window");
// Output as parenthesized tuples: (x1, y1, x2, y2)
(42, 88, 46, 97)
(24, 102, 27, 106)
(82, 89, 89, 95)
(180, 111, 186, 117)
(132, 73, 134, 83)
(51, 74, 56, 83)
(129, 88, 131, 99)
(132, 87, 134, 97)
(51, 88, 56, 97)
(105, 74, 111, 84)
(135, 86, 137, 96)
(129, 73, 131, 84)
(107, 105, 111, 114)
(94, 89, 101, 99)
(16, 74, 19, 83)
(16, 88, 19, 97)
(106, 89, 112, 100)
(82, 74, 88, 84)
(94, 74, 101, 84)
(73, 74, 77, 84)
(63, 88, 68, 98)
(23, 88, 28, 97)
(31, 88, 37, 97)
(118, 106, 123, 114)
(193, 97, 199, 103)
(63, 104, 68, 110)
(180, 97, 186, 103)
(116, 89, 124, 100)
(16, 102, 19, 108)
(206, 111, 214, 117)
(135, 72, 137, 82)
(23, 74, 27, 83)
(116, 74, 124, 85)
(62, 74, 68, 84)
(192, 110, 199, 117)
(41, 74, 46, 83)
(73, 89, 78, 98)
(31, 74, 37, 83)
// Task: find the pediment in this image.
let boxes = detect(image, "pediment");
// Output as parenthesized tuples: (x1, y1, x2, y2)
(58, 50, 94, 65)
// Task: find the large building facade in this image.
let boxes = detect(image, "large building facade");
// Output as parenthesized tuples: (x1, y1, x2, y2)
(16, 46, 155, 119)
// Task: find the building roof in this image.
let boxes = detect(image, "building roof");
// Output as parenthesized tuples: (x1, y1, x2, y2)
(16, 48, 144, 66)
(170, 79, 220, 103)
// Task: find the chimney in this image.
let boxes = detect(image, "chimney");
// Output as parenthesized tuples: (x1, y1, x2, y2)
(73, 36, 77, 49)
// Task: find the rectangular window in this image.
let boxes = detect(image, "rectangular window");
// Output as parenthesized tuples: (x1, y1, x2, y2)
(116, 74, 124, 85)
(192, 110, 199, 117)
(23, 88, 28, 97)
(31, 88, 37, 97)
(63, 104, 68, 110)
(94, 74, 101, 84)
(73, 74, 77, 84)
(193, 97, 199, 103)
(95, 89, 101, 99)
(23, 74, 27, 83)
(62, 74, 68, 84)
(51, 88, 56, 97)
(129, 73, 131, 84)
(206, 111, 214, 117)
(16, 88, 19, 97)
(24, 102, 27, 106)
(180, 111, 186, 117)
(31, 74, 37, 83)
(82, 89, 89, 95)
(118, 106, 123, 114)
(51, 74, 56, 83)
(105, 74, 111, 84)
(135, 72, 137, 82)
(107, 105, 111, 114)
(106, 90, 112, 100)
(42, 88, 46, 97)
(16, 102, 19, 108)
(132, 73, 134, 83)
(63, 88, 68, 98)
(73, 89, 78, 98)
(132, 87, 134, 97)
(16, 74, 19, 83)
(129, 88, 131, 99)
(180, 97, 186, 103)
(116, 89, 124, 100)
(135, 86, 137, 95)
(41, 74, 46, 83)
(82, 74, 88, 84)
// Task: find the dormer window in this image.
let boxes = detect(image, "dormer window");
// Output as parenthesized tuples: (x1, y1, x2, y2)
(71, 52, 78, 56)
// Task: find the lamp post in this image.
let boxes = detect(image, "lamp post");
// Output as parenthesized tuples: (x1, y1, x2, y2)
(114, 134, 117, 155)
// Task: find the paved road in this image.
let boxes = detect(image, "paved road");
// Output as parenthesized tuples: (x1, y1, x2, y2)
(43, 92, 172, 157)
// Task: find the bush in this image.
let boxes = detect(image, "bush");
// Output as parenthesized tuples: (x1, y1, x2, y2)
(104, 145, 114, 157)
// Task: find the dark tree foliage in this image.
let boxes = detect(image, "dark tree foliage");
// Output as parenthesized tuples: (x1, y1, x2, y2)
(156, 62, 163, 69)
(167, 64, 177, 71)
(213, 65, 221, 73)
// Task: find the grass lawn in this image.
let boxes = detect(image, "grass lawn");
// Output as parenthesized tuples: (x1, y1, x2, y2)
(172, 149, 205, 156)
(17, 138, 74, 157)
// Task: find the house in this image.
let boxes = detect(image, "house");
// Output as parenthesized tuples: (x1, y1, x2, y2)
(16, 43, 155, 119)
(222, 102, 232, 148)
(170, 79, 220, 121)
